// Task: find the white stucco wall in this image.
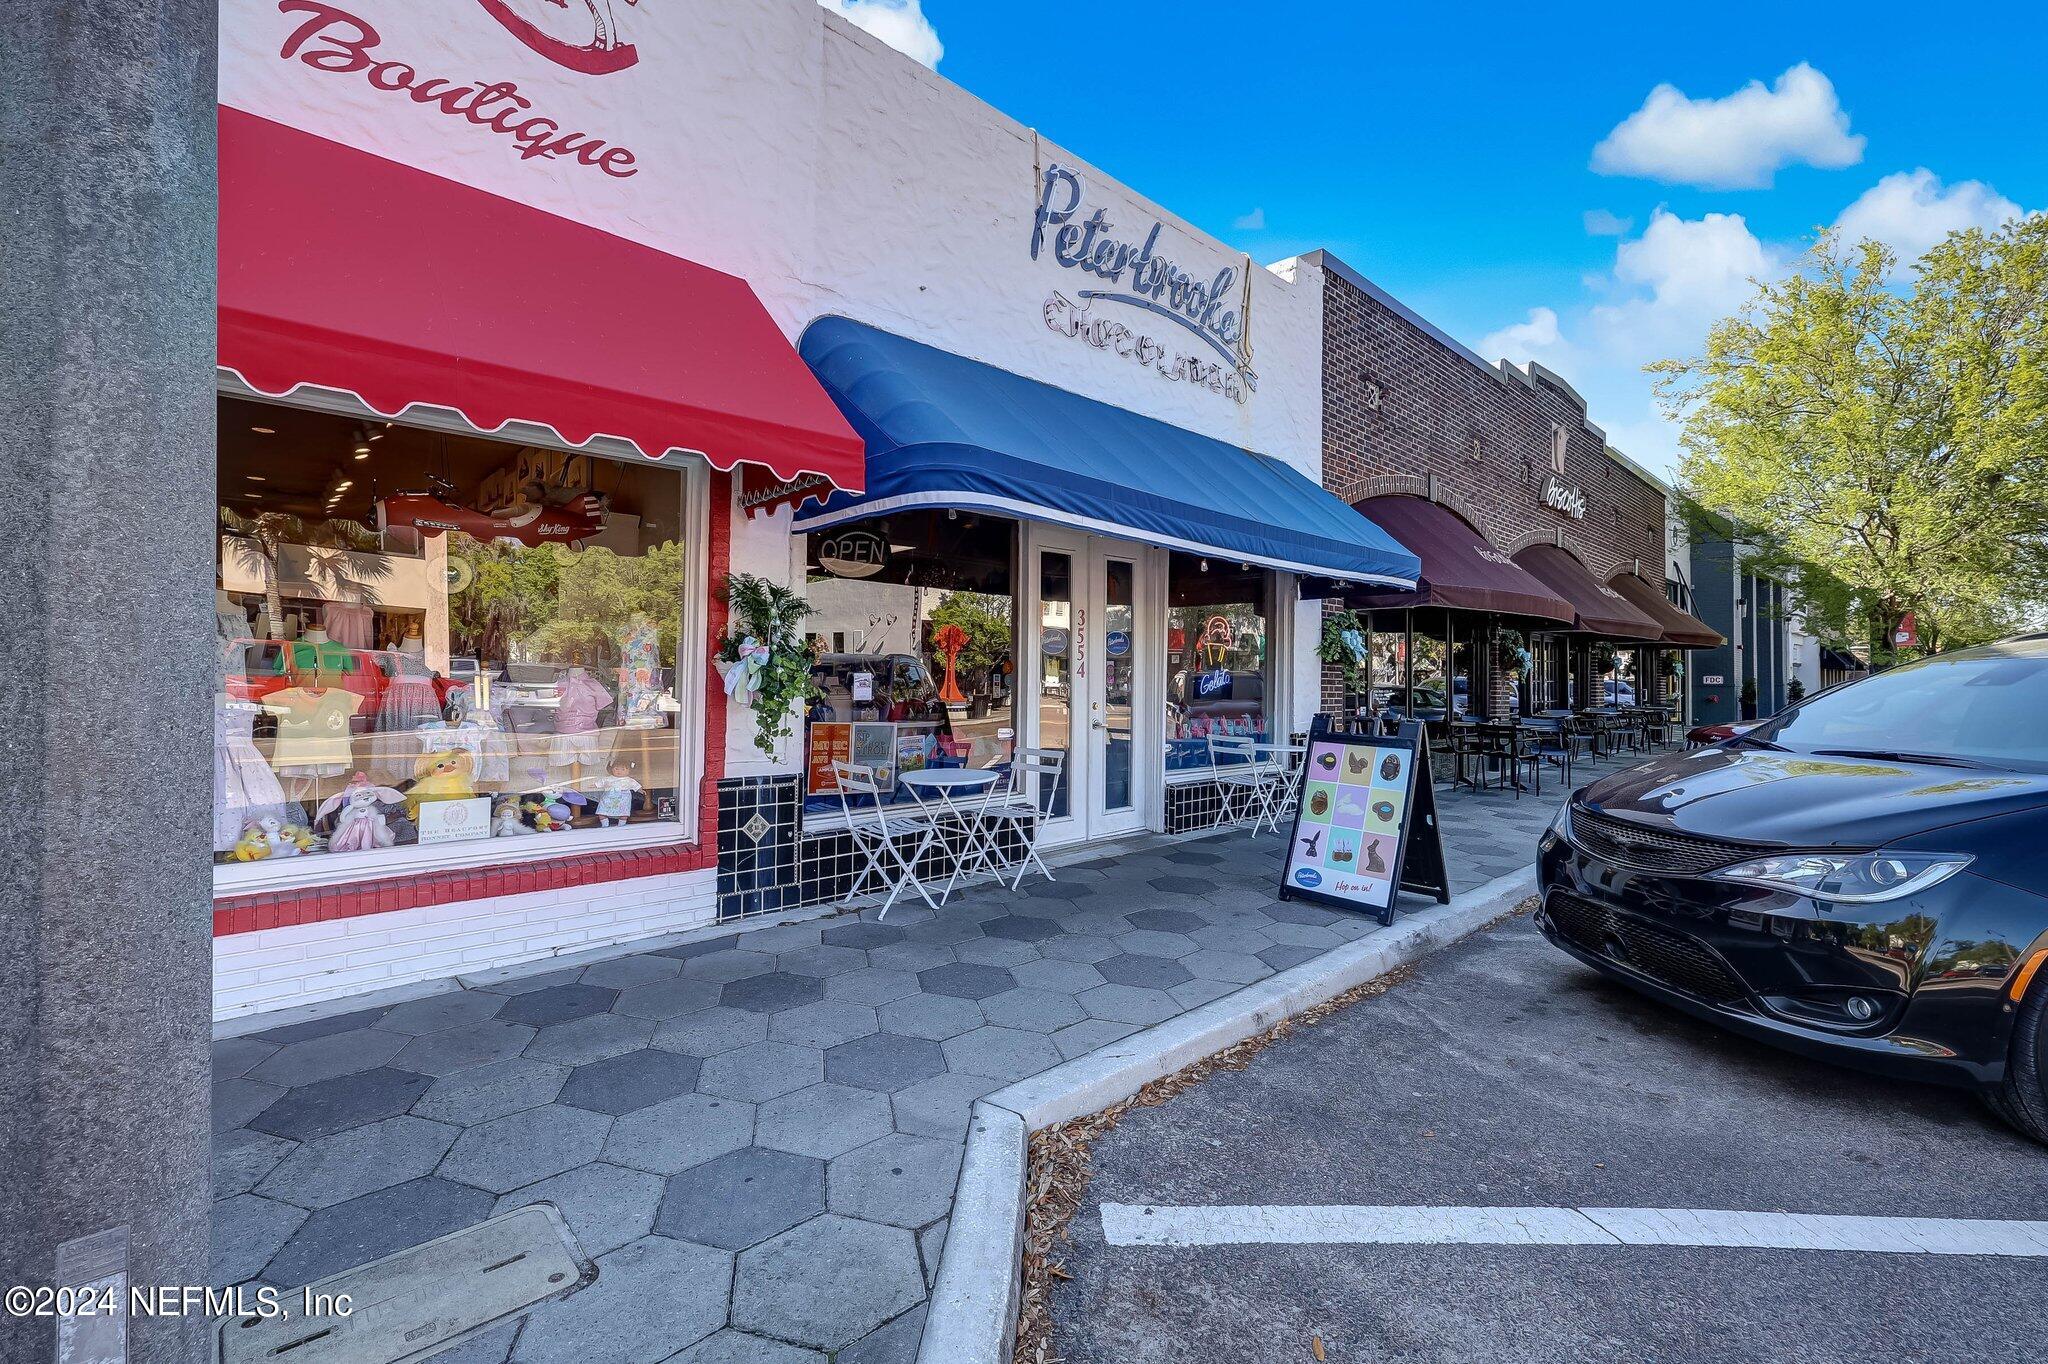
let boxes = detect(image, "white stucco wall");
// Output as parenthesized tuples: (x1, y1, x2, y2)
(221, 0, 1326, 776)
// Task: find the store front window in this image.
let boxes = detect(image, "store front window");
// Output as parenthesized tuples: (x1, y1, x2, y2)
(802, 512, 1017, 809)
(214, 397, 692, 869)
(1165, 555, 1269, 772)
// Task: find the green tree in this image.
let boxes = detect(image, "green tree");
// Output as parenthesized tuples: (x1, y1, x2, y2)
(1657, 217, 2048, 660)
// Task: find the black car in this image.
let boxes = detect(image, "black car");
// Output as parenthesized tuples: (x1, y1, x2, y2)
(1538, 634, 2048, 1144)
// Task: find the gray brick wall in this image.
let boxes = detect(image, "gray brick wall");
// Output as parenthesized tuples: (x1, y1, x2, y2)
(1317, 263, 1666, 715)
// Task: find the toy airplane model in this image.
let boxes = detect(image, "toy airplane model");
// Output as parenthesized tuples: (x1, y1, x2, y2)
(379, 491, 607, 550)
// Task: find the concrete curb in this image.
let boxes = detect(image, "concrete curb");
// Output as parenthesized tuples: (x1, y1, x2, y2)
(915, 864, 1539, 1364)
(915, 1102, 1029, 1364)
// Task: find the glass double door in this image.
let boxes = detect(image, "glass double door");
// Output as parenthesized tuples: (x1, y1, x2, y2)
(1029, 529, 1156, 846)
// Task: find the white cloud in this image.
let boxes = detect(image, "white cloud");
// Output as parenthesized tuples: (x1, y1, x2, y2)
(1835, 168, 2025, 266)
(1583, 208, 1633, 237)
(1479, 306, 1566, 366)
(817, 0, 943, 69)
(1475, 210, 1786, 476)
(1233, 207, 1267, 231)
(1593, 62, 1864, 189)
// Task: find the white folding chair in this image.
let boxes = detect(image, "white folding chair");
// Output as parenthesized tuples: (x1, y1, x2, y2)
(833, 762, 941, 919)
(1251, 741, 1305, 834)
(1206, 735, 1268, 828)
(976, 748, 1066, 890)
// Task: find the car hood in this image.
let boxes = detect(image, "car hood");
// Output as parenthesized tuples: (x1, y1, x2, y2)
(1579, 745, 2048, 848)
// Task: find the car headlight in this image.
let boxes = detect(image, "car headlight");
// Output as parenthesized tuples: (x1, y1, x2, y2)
(1540, 799, 1573, 851)
(1709, 851, 1971, 904)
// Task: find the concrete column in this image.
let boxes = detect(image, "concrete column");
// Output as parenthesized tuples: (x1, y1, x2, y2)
(0, 5, 216, 1362)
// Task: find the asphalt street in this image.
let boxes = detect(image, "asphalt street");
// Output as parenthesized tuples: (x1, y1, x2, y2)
(1051, 911, 2048, 1364)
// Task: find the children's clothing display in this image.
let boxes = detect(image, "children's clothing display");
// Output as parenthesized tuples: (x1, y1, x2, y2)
(213, 695, 289, 852)
(324, 602, 375, 649)
(618, 616, 664, 728)
(264, 686, 363, 773)
(553, 667, 614, 732)
(376, 649, 444, 731)
(550, 667, 614, 768)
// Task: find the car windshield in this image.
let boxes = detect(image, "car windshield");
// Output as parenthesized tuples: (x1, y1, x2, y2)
(1756, 646, 2048, 772)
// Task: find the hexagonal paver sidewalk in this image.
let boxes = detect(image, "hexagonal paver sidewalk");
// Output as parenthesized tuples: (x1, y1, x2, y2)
(210, 791, 1559, 1361)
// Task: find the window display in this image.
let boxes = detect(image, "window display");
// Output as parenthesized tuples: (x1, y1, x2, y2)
(214, 397, 691, 868)
(1165, 554, 1270, 773)
(802, 512, 1017, 809)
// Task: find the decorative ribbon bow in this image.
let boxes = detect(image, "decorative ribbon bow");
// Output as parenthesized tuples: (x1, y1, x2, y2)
(1338, 628, 1368, 666)
(720, 636, 771, 697)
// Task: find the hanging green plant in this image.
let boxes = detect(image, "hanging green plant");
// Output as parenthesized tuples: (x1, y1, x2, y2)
(717, 572, 822, 757)
(1318, 608, 1370, 691)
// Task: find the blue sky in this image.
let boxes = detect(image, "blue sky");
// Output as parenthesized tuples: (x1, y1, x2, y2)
(824, 1, 2047, 478)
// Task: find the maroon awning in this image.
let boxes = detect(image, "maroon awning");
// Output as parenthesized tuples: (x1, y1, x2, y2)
(1606, 572, 1724, 649)
(1344, 497, 1574, 623)
(1510, 543, 1663, 639)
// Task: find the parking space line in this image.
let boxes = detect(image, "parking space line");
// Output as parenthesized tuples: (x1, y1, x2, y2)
(1101, 1204, 2048, 1257)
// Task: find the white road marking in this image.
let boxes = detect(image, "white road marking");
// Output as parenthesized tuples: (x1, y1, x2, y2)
(1100, 1205, 2048, 1257)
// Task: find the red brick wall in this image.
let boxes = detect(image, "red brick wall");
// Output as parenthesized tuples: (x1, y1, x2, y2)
(1318, 261, 1666, 714)
(215, 470, 734, 936)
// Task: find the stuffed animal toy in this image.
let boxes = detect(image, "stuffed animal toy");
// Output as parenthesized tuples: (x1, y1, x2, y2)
(317, 773, 407, 853)
(408, 747, 478, 818)
(493, 799, 537, 837)
(252, 814, 313, 858)
(232, 823, 271, 862)
(521, 796, 565, 832)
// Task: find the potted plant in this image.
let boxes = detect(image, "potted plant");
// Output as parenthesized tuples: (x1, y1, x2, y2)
(1318, 607, 1369, 694)
(716, 572, 821, 757)
(1739, 676, 1759, 720)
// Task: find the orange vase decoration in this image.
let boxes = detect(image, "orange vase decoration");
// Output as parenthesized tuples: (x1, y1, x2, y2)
(934, 624, 968, 704)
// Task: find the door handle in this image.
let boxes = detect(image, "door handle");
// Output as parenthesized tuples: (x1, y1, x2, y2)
(1091, 721, 1107, 731)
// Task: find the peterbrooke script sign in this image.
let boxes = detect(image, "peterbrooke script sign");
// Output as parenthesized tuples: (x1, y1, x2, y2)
(1031, 165, 1257, 404)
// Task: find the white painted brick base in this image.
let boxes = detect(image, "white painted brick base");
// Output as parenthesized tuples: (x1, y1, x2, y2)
(212, 868, 720, 1022)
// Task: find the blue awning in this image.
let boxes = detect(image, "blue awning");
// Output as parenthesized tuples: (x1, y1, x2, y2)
(791, 317, 1419, 587)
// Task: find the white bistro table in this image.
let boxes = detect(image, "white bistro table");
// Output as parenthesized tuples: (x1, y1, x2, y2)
(898, 767, 1003, 902)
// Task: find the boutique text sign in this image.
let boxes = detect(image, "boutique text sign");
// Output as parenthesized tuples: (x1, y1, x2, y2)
(269, 1, 641, 177)
(1032, 165, 1257, 404)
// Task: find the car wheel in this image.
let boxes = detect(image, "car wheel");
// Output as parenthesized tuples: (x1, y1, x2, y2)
(1987, 970, 2048, 1146)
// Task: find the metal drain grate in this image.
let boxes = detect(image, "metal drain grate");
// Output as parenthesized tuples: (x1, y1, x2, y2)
(216, 1206, 592, 1364)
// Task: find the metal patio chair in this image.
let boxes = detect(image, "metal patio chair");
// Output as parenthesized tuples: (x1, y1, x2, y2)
(833, 761, 942, 919)
(1206, 734, 1270, 828)
(975, 747, 1066, 890)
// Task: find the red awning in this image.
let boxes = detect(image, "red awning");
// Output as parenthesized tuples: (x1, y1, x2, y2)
(1343, 496, 1574, 623)
(1510, 543, 1663, 639)
(218, 108, 864, 491)
(1605, 572, 1724, 649)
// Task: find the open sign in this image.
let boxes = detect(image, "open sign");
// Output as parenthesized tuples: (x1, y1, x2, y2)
(817, 529, 889, 579)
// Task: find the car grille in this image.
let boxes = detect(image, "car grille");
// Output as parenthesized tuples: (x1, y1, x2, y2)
(1570, 808, 1767, 876)
(1546, 894, 1749, 1005)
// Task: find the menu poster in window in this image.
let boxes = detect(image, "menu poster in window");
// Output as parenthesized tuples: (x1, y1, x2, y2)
(852, 723, 896, 788)
(1278, 720, 1446, 925)
(806, 722, 852, 795)
(851, 671, 874, 703)
(896, 730, 930, 779)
